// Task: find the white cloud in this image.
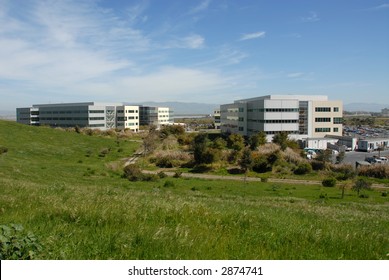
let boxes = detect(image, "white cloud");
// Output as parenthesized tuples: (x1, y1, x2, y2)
(287, 72, 304, 78)
(163, 34, 205, 49)
(182, 34, 205, 49)
(369, 3, 389, 10)
(122, 67, 225, 94)
(239, 31, 266, 41)
(302, 11, 320, 22)
(189, 0, 212, 14)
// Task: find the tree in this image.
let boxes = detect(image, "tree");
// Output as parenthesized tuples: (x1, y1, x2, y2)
(336, 151, 345, 164)
(316, 149, 333, 166)
(249, 131, 267, 150)
(143, 127, 159, 154)
(239, 148, 253, 183)
(193, 133, 216, 165)
(212, 137, 227, 150)
(272, 132, 288, 151)
(228, 134, 245, 151)
(352, 178, 372, 197)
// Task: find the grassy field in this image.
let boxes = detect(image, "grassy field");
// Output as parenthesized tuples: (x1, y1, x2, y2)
(0, 120, 388, 259)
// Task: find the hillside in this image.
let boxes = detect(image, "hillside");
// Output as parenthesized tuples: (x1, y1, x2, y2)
(0, 120, 388, 260)
(0, 120, 140, 185)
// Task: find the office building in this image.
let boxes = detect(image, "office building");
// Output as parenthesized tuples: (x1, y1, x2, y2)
(16, 102, 173, 131)
(139, 106, 173, 127)
(220, 95, 343, 140)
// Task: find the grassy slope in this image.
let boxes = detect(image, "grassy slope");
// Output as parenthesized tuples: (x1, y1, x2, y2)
(0, 120, 388, 260)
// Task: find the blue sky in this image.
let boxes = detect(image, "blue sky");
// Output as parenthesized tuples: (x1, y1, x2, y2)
(0, 0, 388, 111)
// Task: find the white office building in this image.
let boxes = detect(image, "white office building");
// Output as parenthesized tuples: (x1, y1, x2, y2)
(220, 95, 343, 140)
(17, 102, 173, 131)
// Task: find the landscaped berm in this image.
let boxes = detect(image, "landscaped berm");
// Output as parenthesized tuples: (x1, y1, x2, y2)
(0, 120, 388, 260)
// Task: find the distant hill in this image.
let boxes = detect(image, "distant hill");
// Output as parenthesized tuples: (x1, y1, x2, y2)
(0, 110, 16, 120)
(344, 103, 389, 113)
(134, 101, 219, 115)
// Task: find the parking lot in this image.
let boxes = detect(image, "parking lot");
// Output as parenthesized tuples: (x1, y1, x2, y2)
(343, 149, 389, 165)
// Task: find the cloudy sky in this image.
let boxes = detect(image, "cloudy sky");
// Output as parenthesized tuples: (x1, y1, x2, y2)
(0, 0, 388, 111)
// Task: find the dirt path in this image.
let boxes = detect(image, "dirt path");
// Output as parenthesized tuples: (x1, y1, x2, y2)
(142, 169, 388, 189)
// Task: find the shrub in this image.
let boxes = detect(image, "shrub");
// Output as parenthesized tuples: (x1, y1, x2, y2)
(311, 160, 326, 171)
(382, 192, 388, 197)
(151, 151, 192, 168)
(191, 164, 213, 173)
(123, 164, 143, 181)
(319, 193, 328, 199)
(0, 146, 8, 155)
(0, 224, 42, 260)
(357, 165, 389, 179)
(261, 177, 268, 183)
(173, 171, 182, 178)
(352, 178, 372, 196)
(294, 162, 312, 175)
(252, 156, 271, 173)
(322, 177, 337, 187)
(141, 174, 159, 182)
(157, 171, 167, 178)
(283, 148, 304, 165)
(163, 180, 175, 188)
(99, 148, 110, 157)
(331, 164, 356, 180)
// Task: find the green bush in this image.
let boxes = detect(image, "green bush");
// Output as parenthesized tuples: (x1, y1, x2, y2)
(322, 177, 337, 188)
(98, 148, 110, 157)
(294, 162, 312, 175)
(0, 224, 42, 260)
(123, 164, 143, 181)
(252, 157, 271, 173)
(311, 160, 326, 171)
(163, 180, 175, 188)
(0, 146, 8, 155)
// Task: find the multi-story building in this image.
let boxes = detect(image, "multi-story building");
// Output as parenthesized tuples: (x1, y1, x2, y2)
(16, 102, 173, 131)
(213, 109, 221, 129)
(220, 95, 342, 140)
(139, 106, 173, 127)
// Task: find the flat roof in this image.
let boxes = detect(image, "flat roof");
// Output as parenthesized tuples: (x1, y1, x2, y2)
(32, 102, 123, 107)
(235, 95, 329, 103)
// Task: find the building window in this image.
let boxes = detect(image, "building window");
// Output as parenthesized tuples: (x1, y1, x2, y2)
(315, 107, 331, 112)
(89, 110, 105, 114)
(334, 107, 339, 112)
(89, 124, 105, 127)
(333, 117, 343, 124)
(239, 108, 244, 112)
(315, 128, 331, 132)
(334, 128, 339, 132)
(238, 127, 244, 131)
(315, 118, 331, 122)
(238, 117, 244, 122)
(89, 117, 105, 120)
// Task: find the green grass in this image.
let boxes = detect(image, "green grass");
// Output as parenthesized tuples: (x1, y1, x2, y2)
(0, 120, 388, 259)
